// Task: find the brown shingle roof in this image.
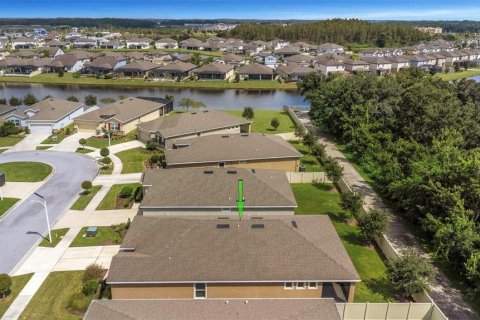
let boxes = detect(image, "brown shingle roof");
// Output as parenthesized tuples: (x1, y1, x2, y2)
(108, 215, 360, 283)
(27, 98, 84, 122)
(74, 97, 163, 124)
(165, 133, 302, 166)
(85, 299, 341, 320)
(151, 61, 197, 74)
(140, 167, 297, 209)
(116, 60, 159, 72)
(137, 109, 250, 138)
(193, 63, 234, 74)
(46, 54, 80, 68)
(276, 65, 314, 77)
(236, 64, 274, 75)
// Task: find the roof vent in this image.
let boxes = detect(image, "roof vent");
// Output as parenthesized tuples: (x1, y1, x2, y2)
(216, 224, 230, 229)
(227, 170, 237, 174)
(204, 170, 214, 174)
(217, 217, 230, 220)
(241, 133, 249, 137)
(291, 221, 298, 228)
(251, 216, 263, 220)
(250, 169, 256, 174)
(221, 135, 229, 138)
(251, 224, 265, 229)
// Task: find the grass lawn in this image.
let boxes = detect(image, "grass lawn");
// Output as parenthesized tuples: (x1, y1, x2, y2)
(0, 73, 297, 90)
(99, 163, 114, 175)
(0, 273, 33, 318)
(0, 162, 52, 182)
(75, 147, 93, 154)
(85, 130, 137, 149)
(20, 271, 88, 320)
(36, 146, 52, 150)
(289, 140, 323, 172)
(225, 110, 296, 134)
(41, 124, 74, 144)
(70, 186, 102, 211)
(115, 147, 162, 174)
(0, 136, 23, 147)
(0, 198, 20, 218)
(96, 183, 141, 210)
(436, 68, 480, 81)
(39, 228, 69, 248)
(70, 226, 123, 247)
(292, 183, 395, 302)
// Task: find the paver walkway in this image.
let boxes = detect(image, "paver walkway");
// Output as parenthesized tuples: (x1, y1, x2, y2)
(295, 110, 479, 320)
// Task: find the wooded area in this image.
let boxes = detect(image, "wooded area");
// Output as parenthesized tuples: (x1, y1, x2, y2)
(0, 18, 157, 28)
(299, 69, 480, 302)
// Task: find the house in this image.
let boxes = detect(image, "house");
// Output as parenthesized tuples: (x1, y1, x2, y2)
(149, 61, 197, 80)
(363, 57, 392, 75)
(115, 61, 159, 78)
(284, 54, 314, 67)
(386, 56, 411, 73)
(276, 65, 314, 81)
(180, 38, 205, 50)
(45, 40, 67, 48)
(218, 53, 246, 66)
(124, 51, 145, 61)
(274, 46, 300, 58)
(407, 55, 429, 69)
(193, 63, 235, 80)
(126, 38, 152, 50)
(99, 41, 124, 50)
(0, 104, 17, 124)
(74, 97, 169, 134)
(164, 132, 302, 171)
(0, 57, 50, 76)
(0, 39, 8, 50)
(317, 43, 344, 54)
(143, 50, 173, 64)
(267, 39, 289, 50)
(253, 52, 277, 68)
(83, 56, 127, 74)
(4, 98, 90, 133)
(155, 38, 178, 49)
(314, 58, 345, 75)
(106, 215, 360, 301)
(46, 54, 86, 73)
(36, 46, 64, 58)
(136, 109, 251, 144)
(72, 37, 97, 49)
(11, 37, 37, 49)
(442, 51, 462, 67)
(342, 58, 370, 74)
(175, 53, 194, 62)
(140, 167, 297, 216)
(236, 64, 275, 80)
(85, 298, 341, 320)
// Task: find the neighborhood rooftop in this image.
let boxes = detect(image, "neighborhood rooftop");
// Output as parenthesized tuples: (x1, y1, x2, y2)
(24, 98, 84, 121)
(107, 215, 360, 283)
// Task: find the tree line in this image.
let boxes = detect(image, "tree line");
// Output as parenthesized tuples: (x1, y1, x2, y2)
(0, 18, 157, 29)
(299, 69, 480, 301)
(222, 19, 432, 47)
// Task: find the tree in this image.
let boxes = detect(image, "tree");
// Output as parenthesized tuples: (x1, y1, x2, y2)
(310, 142, 326, 162)
(242, 107, 254, 120)
(99, 97, 116, 105)
(164, 95, 175, 103)
(67, 95, 79, 102)
(100, 147, 109, 157)
(294, 126, 305, 140)
(0, 98, 6, 105)
(146, 141, 157, 151)
(101, 157, 112, 166)
(357, 209, 389, 244)
(270, 117, 280, 130)
(23, 94, 38, 106)
(81, 180, 93, 194)
(84, 95, 97, 106)
(79, 138, 86, 149)
(302, 130, 317, 148)
(0, 273, 12, 299)
(387, 249, 434, 298)
(340, 191, 363, 216)
(324, 156, 343, 184)
(58, 69, 64, 77)
(178, 98, 206, 111)
(8, 96, 21, 106)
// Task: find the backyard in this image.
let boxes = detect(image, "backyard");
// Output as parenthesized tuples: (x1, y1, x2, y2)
(0, 162, 52, 182)
(0, 273, 33, 318)
(96, 183, 141, 210)
(289, 140, 323, 172)
(115, 147, 163, 173)
(225, 110, 296, 134)
(70, 185, 102, 211)
(70, 225, 125, 247)
(292, 183, 395, 303)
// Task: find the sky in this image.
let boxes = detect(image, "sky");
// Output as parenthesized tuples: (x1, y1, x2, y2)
(1, 0, 480, 20)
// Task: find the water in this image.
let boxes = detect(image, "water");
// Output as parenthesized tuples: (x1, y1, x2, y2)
(0, 83, 309, 110)
(467, 75, 480, 83)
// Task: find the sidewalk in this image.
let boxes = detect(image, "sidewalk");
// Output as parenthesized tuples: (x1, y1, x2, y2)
(54, 207, 138, 229)
(296, 110, 479, 320)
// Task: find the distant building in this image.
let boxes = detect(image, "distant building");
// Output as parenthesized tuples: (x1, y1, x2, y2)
(415, 27, 443, 35)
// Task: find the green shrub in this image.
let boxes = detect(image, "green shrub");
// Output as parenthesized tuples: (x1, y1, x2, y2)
(67, 292, 91, 312)
(83, 263, 103, 283)
(270, 117, 280, 130)
(133, 186, 143, 202)
(357, 209, 389, 244)
(150, 154, 160, 163)
(0, 122, 23, 137)
(146, 141, 157, 151)
(81, 180, 93, 193)
(82, 279, 99, 296)
(100, 147, 110, 157)
(65, 127, 71, 135)
(0, 273, 12, 299)
(101, 157, 112, 165)
(120, 186, 134, 199)
(340, 191, 364, 217)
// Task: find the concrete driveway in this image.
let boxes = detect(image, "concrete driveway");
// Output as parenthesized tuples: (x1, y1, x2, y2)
(0, 151, 98, 274)
(49, 132, 94, 152)
(5, 133, 51, 153)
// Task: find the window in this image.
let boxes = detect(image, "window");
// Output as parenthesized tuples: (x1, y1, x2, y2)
(194, 283, 206, 299)
(296, 282, 305, 289)
(110, 122, 120, 131)
(284, 282, 293, 290)
(308, 282, 318, 289)
(218, 162, 225, 168)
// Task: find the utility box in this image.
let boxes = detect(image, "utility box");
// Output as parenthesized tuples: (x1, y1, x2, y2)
(86, 226, 98, 237)
(0, 172, 5, 187)
(299, 165, 306, 172)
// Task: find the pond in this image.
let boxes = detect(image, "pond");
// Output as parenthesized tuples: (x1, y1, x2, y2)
(467, 75, 480, 83)
(0, 83, 309, 110)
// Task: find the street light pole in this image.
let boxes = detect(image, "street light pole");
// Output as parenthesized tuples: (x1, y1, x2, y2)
(34, 192, 51, 243)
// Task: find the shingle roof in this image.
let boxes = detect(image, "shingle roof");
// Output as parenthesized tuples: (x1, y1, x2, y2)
(85, 56, 125, 70)
(236, 63, 274, 75)
(193, 63, 234, 74)
(74, 97, 163, 124)
(108, 215, 360, 283)
(220, 53, 246, 63)
(284, 54, 315, 64)
(276, 65, 314, 77)
(137, 109, 250, 138)
(46, 54, 80, 68)
(165, 133, 302, 166)
(151, 61, 197, 74)
(27, 98, 84, 122)
(141, 167, 297, 209)
(0, 104, 16, 116)
(116, 60, 159, 72)
(85, 299, 341, 320)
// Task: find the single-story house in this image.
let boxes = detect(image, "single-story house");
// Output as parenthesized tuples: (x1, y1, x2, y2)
(274, 46, 300, 58)
(126, 38, 152, 50)
(164, 132, 302, 171)
(115, 61, 159, 78)
(0, 57, 50, 75)
(275, 65, 314, 81)
(218, 53, 246, 66)
(317, 43, 344, 54)
(36, 47, 64, 58)
(72, 37, 97, 49)
(85, 299, 341, 320)
(284, 54, 314, 67)
(74, 97, 169, 135)
(107, 215, 360, 301)
(4, 98, 90, 133)
(99, 41, 124, 50)
(46, 54, 85, 73)
(236, 63, 274, 80)
(0, 104, 17, 124)
(193, 63, 235, 80)
(342, 59, 370, 74)
(149, 61, 197, 80)
(11, 37, 37, 49)
(137, 109, 251, 144)
(140, 167, 297, 216)
(155, 38, 178, 49)
(180, 38, 205, 50)
(83, 56, 127, 74)
(45, 40, 67, 48)
(143, 51, 173, 64)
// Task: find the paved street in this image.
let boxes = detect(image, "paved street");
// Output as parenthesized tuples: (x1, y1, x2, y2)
(0, 151, 98, 274)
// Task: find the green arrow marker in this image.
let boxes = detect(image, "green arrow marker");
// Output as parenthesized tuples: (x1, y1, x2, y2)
(237, 179, 245, 220)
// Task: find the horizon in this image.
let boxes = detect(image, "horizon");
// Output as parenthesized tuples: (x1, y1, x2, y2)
(1, 0, 480, 21)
